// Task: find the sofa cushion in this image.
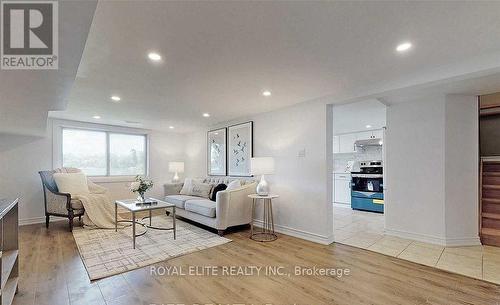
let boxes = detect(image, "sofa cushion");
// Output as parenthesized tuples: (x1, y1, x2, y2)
(164, 195, 201, 209)
(184, 199, 216, 218)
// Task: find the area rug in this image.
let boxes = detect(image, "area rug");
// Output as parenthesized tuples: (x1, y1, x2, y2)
(72, 215, 231, 280)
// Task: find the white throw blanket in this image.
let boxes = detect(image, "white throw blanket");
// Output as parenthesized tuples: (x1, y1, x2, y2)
(55, 168, 129, 229)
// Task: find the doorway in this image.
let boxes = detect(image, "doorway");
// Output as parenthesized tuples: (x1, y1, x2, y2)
(331, 99, 387, 247)
(479, 93, 500, 247)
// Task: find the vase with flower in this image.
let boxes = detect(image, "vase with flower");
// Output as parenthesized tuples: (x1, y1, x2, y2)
(130, 175, 154, 202)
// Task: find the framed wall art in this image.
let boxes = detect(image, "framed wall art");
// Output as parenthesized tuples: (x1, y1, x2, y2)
(227, 121, 253, 177)
(207, 128, 227, 176)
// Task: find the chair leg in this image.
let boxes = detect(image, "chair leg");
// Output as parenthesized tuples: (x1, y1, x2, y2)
(68, 210, 74, 232)
(45, 215, 49, 228)
(68, 216, 74, 232)
(78, 215, 81, 222)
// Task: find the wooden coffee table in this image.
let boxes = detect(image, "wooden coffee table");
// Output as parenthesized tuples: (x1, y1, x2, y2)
(115, 198, 176, 249)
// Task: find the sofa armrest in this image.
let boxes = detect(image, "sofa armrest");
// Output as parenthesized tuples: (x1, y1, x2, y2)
(215, 182, 257, 229)
(164, 183, 183, 196)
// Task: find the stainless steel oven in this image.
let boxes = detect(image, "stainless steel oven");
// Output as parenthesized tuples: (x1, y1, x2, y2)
(350, 161, 384, 213)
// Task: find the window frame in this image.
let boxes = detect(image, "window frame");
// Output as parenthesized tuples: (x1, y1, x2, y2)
(53, 120, 150, 182)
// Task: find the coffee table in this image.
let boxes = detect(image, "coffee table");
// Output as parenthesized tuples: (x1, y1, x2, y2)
(115, 198, 176, 249)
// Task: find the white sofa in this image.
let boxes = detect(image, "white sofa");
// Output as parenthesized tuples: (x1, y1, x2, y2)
(164, 177, 256, 235)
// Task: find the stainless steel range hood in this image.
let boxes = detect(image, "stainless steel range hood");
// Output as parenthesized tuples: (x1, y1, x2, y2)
(354, 138, 383, 148)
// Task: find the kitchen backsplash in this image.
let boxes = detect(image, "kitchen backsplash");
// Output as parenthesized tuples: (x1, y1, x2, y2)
(334, 146, 382, 172)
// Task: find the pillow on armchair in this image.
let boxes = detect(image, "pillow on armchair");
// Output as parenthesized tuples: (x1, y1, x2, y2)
(53, 172, 90, 195)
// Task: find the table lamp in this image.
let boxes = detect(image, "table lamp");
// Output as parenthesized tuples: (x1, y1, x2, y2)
(250, 157, 275, 196)
(169, 162, 184, 183)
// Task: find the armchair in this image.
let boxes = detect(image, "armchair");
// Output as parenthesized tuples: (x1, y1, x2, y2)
(38, 169, 85, 231)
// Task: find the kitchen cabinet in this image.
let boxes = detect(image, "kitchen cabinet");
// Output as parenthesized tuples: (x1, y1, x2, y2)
(356, 130, 383, 140)
(333, 136, 340, 153)
(334, 173, 351, 204)
(372, 129, 383, 139)
(356, 131, 373, 141)
(334, 129, 384, 154)
(338, 133, 357, 153)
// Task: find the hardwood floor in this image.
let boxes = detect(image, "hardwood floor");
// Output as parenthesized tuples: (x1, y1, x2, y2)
(14, 221, 500, 305)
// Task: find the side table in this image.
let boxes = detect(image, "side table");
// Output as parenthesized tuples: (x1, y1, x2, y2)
(248, 194, 279, 242)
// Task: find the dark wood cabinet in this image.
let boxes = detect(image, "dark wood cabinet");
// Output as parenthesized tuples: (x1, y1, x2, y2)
(0, 198, 19, 305)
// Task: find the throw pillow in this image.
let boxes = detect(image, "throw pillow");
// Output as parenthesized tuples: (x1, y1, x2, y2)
(180, 178, 202, 195)
(188, 181, 213, 198)
(179, 178, 193, 195)
(210, 183, 227, 201)
(226, 179, 241, 191)
(53, 172, 90, 195)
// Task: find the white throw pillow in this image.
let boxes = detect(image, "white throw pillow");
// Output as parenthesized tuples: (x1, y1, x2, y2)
(53, 172, 90, 195)
(226, 180, 241, 191)
(180, 178, 193, 195)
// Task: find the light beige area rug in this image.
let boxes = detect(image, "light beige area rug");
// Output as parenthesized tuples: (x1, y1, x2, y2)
(72, 215, 231, 280)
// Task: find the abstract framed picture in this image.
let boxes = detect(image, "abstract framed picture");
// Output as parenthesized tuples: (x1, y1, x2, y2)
(207, 128, 227, 176)
(228, 121, 253, 177)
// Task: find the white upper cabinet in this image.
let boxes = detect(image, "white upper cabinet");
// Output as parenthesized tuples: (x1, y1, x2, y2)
(334, 129, 384, 154)
(356, 131, 372, 141)
(372, 129, 383, 139)
(338, 133, 357, 153)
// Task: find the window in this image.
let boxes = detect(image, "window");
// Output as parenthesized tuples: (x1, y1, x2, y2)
(62, 128, 147, 176)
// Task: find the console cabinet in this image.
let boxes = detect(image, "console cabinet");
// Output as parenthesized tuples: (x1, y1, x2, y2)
(0, 198, 19, 305)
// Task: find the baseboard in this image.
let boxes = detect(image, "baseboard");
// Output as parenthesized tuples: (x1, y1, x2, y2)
(442, 236, 481, 247)
(252, 219, 334, 245)
(20, 216, 66, 226)
(333, 203, 351, 209)
(385, 228, 481, 247)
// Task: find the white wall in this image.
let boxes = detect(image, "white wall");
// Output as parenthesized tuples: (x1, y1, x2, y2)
(185, 99, 333, 244)
(444, 95, 479, 244)
(385, 94, 480, 246)
(333, 99, 386, 134)
(0, 119, 185, 225)
(385, 96, 447, 243)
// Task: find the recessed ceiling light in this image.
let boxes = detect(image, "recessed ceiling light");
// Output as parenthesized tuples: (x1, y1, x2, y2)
(169, 126, 174, 129)
(111, 95, 121, 102)
(396, 42, 412, 52)
(148, 52, 162, 61)
(93, 115, 101, 119)
(365, 124, 372, 128)
(262, 90, 272, 97)
(203, 113, 210, 117)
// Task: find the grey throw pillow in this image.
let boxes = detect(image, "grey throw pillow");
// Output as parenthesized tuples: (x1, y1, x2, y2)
(188, 182, 213, 198)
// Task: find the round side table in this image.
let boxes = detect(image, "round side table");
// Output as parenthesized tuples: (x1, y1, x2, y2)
(248, 194, 279, 242)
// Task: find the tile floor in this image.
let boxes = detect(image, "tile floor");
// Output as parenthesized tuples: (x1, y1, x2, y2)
(333, 205, 500, 285)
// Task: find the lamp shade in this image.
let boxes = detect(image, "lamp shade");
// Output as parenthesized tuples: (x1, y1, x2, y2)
(168, 162, 185, 173)
(250, 157, 275, 175)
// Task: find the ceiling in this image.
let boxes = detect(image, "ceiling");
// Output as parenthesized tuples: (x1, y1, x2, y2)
(333, 100, 386, 135)
(0, 1, 97, 136)
(18, 1, 500, 134)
